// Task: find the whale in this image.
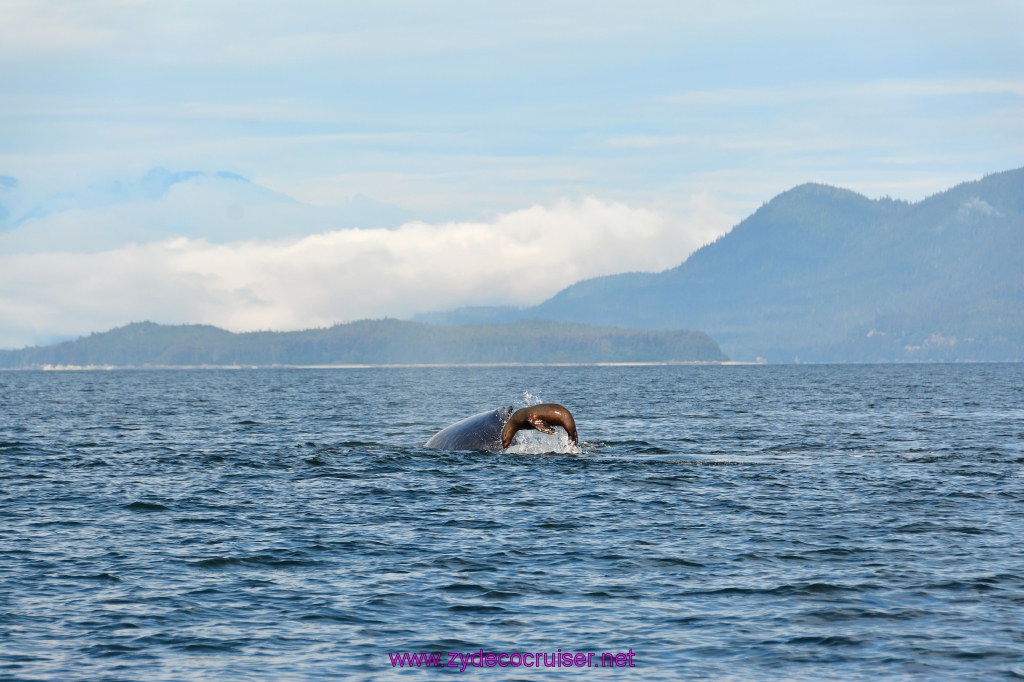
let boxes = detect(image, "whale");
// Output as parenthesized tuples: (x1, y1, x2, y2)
(424, 403, 578, 451)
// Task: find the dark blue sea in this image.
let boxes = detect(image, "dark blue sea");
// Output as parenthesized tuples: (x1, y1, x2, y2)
(1, 364, 1023, 680)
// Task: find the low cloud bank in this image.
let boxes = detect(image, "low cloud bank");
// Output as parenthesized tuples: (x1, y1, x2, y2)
(0, 196, 731, 349)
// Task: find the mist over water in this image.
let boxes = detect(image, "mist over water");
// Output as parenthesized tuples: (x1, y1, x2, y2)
(1, 364, 1022, 680)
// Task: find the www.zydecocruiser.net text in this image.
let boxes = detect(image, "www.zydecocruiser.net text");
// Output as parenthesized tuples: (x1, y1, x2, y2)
(389, 649, 636, 671)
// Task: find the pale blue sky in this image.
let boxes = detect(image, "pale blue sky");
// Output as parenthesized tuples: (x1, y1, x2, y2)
(1, 1, 1022, 347)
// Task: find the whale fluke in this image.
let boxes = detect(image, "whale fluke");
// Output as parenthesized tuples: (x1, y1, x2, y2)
(500, 403, 577, 449)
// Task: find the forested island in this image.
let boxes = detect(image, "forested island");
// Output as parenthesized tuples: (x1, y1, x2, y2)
(0, 319, 728, 368)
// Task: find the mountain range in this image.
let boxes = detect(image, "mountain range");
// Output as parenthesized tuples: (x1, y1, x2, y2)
(417, 167, 1024, 362)
(4, 167, 1021, 364)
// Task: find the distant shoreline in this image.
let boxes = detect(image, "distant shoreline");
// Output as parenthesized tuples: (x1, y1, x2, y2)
(3, 360, 1015, 370)
(9, 361, 742, 371)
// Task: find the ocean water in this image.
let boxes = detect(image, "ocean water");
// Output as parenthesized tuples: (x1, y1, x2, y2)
(1, 364, 1022, 681)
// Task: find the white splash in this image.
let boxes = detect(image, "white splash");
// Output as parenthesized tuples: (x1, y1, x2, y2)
(503, 429, 581, 456)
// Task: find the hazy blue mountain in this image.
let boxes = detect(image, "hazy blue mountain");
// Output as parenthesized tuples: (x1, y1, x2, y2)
(419, 168, 1024, 362)
(0, 319, 727, 368)
(0, 167, 411, 252)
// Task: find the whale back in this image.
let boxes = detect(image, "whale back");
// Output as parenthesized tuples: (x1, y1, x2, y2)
(424, 406, 513, 451)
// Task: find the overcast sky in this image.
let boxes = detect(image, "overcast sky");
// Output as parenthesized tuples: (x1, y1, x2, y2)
(2, 1, 1022, 348)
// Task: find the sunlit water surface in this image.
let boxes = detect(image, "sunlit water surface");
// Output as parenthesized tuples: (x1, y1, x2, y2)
(2, 364, 1023, 680)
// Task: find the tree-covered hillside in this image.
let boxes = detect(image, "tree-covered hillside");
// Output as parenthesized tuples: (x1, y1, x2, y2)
(0, 319, 728, 368)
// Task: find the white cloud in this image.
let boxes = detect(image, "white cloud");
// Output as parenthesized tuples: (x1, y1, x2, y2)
(0, 0, 117, 53)
(662, 78, 1024, 108)
(0, 196, 733, 348)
